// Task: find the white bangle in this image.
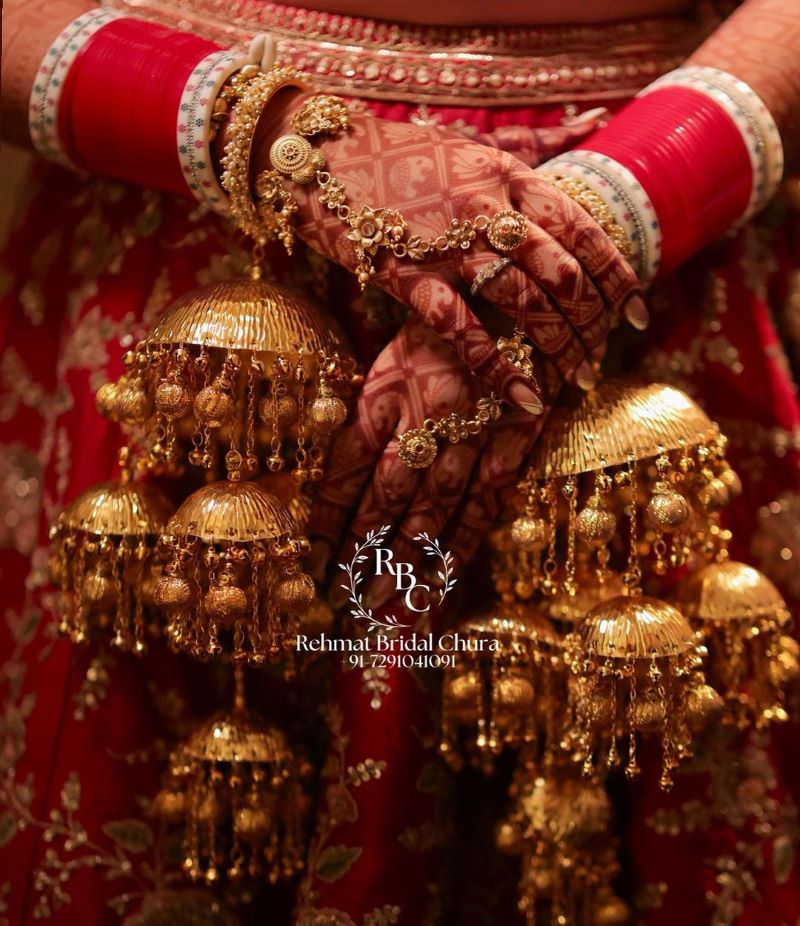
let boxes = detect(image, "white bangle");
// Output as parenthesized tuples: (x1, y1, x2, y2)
(28, 8, 123, 168)
(177, 50, 248, 214)
(642, 65, 784, 221)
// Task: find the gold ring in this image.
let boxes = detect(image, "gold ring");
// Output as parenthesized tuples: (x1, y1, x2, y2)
(470, 257, 512, 296)
(486, 210, 528, 253)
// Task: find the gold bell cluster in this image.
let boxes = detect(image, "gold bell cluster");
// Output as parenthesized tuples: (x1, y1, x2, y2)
(496, 758, 627, 926)
(96, 278, 359, 482)
(48, 273, 354, 891)
(153, 668, 310, 885)
(440, 608, 563, 773)
(439, 379, 795, 925)
(49, 451, 173, 654)
(153, 478, 315, 662)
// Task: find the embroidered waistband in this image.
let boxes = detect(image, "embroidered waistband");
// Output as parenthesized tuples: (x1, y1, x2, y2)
(105, 0, 723, 106)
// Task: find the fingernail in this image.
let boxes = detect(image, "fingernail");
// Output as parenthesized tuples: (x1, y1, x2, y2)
(510, 381, 543, 414)
(575, 361, 596, 391)
(625, 296, 649, 331)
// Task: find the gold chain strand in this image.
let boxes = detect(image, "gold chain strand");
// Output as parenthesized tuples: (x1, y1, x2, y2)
(396, 394, 503, 469)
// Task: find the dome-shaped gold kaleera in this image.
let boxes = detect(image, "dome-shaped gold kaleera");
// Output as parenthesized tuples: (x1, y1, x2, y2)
(61, 480, 173, 536)
(185, 711, 294, 765)
(167, 480, 295, 542)
(148, 278, 347, 356)
(677, 560, 791, 625)
(580, 595, 696, 659)
(519, 774, 611, 843)
(525, 380, 713, 478)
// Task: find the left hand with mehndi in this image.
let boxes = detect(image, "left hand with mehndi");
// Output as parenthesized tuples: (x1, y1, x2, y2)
(306, 316, 543, 609)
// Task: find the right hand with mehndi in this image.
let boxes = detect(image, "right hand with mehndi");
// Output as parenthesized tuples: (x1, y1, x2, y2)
(254, 93, 648, 411)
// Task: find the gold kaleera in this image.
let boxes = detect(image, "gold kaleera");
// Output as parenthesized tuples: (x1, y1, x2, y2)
(496, 756, 626, 926)
(96, 276, 360, 483)
(510, 380, 739, 595)
(439, 604, 564, 772)
(563, 594, 704, 790)
(153, 466, 316, 664)
(676, 557, 793, 727)
(154, 666, 310, 885)
(49, 449, 174, 653)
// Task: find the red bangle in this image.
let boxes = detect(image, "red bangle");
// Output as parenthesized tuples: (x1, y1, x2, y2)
(577, 85, 752, 274)
(62, 18, 220, 196)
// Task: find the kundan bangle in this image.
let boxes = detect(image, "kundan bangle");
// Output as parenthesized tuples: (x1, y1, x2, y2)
(219, 66, 310, 253)
(544, 176, 632, 258)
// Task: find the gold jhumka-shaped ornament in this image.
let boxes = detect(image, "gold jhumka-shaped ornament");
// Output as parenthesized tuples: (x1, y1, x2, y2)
(49, 452, 174, 653)
(154, 667, 310, 885)
(677, 558, 793, 727)
(564, 594, 702, 789)
(505, 381, 731, 789)
(497, 759, 626, 926)
(97, 277, 359, 482)
(153, 472, 315, 663)
(439, 606, 564, 772)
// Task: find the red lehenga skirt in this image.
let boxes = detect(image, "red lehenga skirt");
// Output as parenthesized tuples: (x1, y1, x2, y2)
(2, 5, 800, 925)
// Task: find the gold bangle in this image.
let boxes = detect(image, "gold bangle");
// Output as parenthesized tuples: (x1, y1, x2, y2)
(544, 174, 632, 258)
(219, 66, 309, 252)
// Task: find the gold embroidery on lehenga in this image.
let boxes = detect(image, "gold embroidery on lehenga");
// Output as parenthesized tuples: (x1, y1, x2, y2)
(646, 731, 800, 926)
(296, 706, 400, 925)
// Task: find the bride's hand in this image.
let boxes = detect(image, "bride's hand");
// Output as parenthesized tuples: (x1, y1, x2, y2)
(306, 316, 543, 607)
(255, 95, 647, 410)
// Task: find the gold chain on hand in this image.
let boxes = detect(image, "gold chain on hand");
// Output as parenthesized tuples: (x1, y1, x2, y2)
(265, 94, 528, 289)
(397, 395, 503, 470)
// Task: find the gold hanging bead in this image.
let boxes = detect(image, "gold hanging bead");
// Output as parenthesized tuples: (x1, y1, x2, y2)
(194, 355, 240, 429)
(697, 475, 730, 512)
(155, 380, 193, 420)
(307, 390, 348, 433)
(204, 568, 249, 628)
(274, 569, 316, 612)
(644, 479, 691, 531)
(154, 570, 194, 614)
(576, 491, 616, 547)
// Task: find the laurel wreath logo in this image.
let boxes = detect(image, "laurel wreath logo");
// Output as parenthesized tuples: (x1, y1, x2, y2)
(339, 525, 457, 631)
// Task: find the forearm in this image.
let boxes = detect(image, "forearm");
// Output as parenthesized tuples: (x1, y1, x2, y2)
(1, 0, 94, 147)
(688, 0, 800, 163)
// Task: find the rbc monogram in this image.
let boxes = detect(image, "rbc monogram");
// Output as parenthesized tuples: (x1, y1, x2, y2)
(374, 548, 430, 613)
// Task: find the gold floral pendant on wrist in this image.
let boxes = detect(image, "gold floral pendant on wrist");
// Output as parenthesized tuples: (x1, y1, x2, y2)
(397, 396, 503, 470)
